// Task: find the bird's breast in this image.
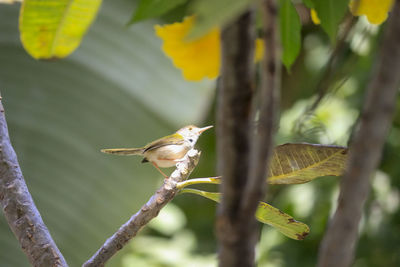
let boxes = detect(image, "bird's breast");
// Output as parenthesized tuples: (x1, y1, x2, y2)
(144, 144, 190, 168)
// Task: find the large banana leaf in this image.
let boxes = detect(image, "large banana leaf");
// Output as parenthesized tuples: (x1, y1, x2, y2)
(0, 1, 213, 266)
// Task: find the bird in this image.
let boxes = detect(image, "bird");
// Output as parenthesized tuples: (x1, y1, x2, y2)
(101, 125, 213, 178)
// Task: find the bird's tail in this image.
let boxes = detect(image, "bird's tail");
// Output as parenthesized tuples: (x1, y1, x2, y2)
(101, 148, 144, 155)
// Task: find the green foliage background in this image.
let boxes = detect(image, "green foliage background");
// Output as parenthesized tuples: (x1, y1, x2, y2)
(1, 0, 400, 266)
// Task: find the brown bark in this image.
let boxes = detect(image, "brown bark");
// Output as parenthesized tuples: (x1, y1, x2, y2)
(216, 10, 256, 267)
(0, 97, 68, 266)
(83, 149, 200, 267)
(317, 1, 400, 266)
(216, 1, 280, 265)
(241, 0, 280, 224)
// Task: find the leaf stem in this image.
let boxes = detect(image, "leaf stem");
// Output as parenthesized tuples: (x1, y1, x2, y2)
(177, 176, 221, 189)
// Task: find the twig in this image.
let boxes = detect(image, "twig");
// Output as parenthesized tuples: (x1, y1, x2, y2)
(83, 149, 201, 267)
(0, 97, 68, 266)
(216, 8, 256, 267)
(317, 1, 400, 267)
(294, 15, 357, 134)
(308, 15, 356, 112)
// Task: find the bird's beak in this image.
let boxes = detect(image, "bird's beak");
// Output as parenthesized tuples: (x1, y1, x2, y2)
(198, 125, 213, 134)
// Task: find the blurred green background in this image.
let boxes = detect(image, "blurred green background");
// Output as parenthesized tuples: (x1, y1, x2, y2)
(1, 1, 400, 266)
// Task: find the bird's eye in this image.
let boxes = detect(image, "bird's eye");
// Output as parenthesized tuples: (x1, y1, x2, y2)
(189, 138, 193, 143)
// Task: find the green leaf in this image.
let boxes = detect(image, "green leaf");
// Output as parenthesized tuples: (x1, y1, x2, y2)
(180, 189, 310, 240)
(279, 0, 302, 70)
(268, 143, 348, 184)
(255, 202, 309, 240)
(129, 0, 188, 24)
(188, 0, 254, 39)
(302, 0, 314, 9)
(19, 0, 102, 59)
(180, 188, 221, 202)
(311, 0, 349, 41)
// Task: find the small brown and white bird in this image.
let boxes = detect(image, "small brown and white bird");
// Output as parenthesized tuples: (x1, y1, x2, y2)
(101, 125, 213, 177)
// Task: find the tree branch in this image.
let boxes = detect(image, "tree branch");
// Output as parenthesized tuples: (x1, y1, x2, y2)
(241, 0, 280, 227)
(216, 9, 256, 267)
(317, 1, 400, 266)
(0, 97, 68, 266)
(83, 149, 201, 267)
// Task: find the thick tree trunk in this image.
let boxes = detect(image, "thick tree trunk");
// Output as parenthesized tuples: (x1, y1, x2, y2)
(317, 1, 400, 266)
(216, 1, 280, 266)
(216, 10, 256, 267)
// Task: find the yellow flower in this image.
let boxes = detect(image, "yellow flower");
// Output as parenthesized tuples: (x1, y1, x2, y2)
(349, 0, 394, 25)
(155, 16, 264, 81)
(155, 16, 220, 81)
(310, 9, 321, 25)
(255, 38, 264, 62)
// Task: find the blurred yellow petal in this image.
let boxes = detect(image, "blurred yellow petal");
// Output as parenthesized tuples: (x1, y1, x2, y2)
(310, 8, 321, 25)
(155, 16, 220, 81)
(349, 0, 394, 25)
(255, 38, 264, 62)
(155, 16, 265, 81)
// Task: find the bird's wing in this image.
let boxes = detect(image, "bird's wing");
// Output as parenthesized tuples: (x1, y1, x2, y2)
(143, 133, 184, 152)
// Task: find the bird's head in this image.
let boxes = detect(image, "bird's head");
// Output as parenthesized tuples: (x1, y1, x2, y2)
(177, 125, 213, 146)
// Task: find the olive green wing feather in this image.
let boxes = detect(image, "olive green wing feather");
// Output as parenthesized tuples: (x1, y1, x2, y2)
(144, 133, 184, 152)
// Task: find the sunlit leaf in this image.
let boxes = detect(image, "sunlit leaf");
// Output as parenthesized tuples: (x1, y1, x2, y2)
(188, 0, 254, 39)
(268, 143, 348, 184)
(279, 0, 301, 70)
(311, 0, 349, 41)
(20, 0, 102, 59)
(129, 0, 187, 24)
(180, 188, 310, 240)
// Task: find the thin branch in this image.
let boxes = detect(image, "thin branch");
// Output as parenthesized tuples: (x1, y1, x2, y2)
(216, 9, 256, 267)
(83, 149, 201, 267)
(317, 1, 400, 267)
(0, 97, 68, 266)
(294, 15, 357, 134)
(308, 15, 356, 112)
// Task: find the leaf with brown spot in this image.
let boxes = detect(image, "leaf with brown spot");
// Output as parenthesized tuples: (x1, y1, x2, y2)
(255, 202, 310, 240)
(267, 143, 348, 184)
